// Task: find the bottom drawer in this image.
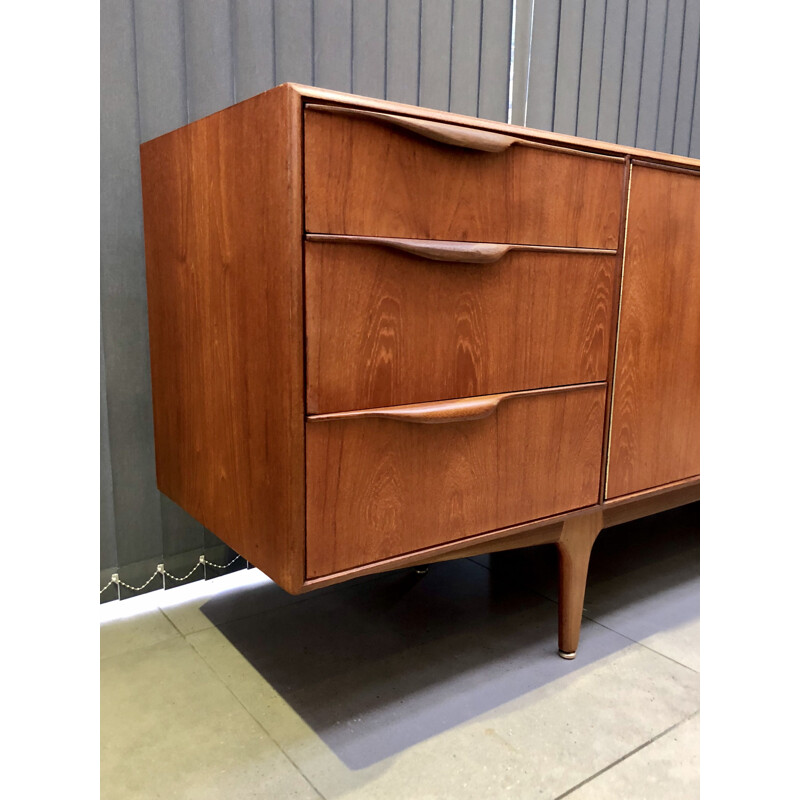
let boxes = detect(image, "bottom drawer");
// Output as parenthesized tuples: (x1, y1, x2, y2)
(306, 384, 606, 577)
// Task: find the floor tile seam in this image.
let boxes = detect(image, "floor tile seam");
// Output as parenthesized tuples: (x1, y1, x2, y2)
(158, 606, 189, 639)
(551, 709, 700, 800)
(183, 632, 326, 800)
(424, 560, 700, 673)
(462, 584, 700, 674)
(579, 614, 700, 674)
(99, 608, 191, 663)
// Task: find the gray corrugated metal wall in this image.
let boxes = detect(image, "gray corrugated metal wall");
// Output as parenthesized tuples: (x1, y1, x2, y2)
(101, 0, 698, 600)
(511, 0, 699, 157)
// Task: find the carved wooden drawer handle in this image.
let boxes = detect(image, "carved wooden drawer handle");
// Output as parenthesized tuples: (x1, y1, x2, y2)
(306, 234, 511, 263)
(305, 104, 625, 162)
(310, 395, 508, 424)
(305, 233, 616, 262)
(306, 103, 521, 153)
(307, 384, 605, 425)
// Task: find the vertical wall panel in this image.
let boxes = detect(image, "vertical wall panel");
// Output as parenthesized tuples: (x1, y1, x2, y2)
(101, 0, 164, 589)
(314, 0, 353, 93)
(133, 0, 187, 142)
(616, 0, 647, 146)
(596, 0, 627, 143)
(478, 0, 513, 122)
(524, 0, 698, 153)
(184, 0, 235, 118)
(635, 0, 668, 150)
(232, 0, 276, 101)
(510, 0, 534, 125)
(525, 0, 560, 129)
(575, 0, 606, 139)
(386, 0, 421, 105)
(419, 0, 452, 111)
(160, 493, 206, 587)
(654, 0, 685, 153)
(100, 327, 118, 579)
(449, 0, 482, 116)
(673, 0, 699, 155)
(353, 0, 387, 99)
(689, 62, 699, 158)
(274, 0, 313, 85)
(553, 0, 585, 135)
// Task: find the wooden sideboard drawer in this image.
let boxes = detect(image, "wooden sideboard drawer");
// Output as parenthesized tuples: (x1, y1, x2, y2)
(304, 105, 624, 249)
(305, 240, 616, 413)
(305, 384, 606, 577)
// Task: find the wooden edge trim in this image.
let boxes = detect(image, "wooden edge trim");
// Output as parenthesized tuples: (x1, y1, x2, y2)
(603, 160, 635, 499)
(306, 382, 606, 423)
(602, 478, 700, 529)
(298, 86, 310, 592)
(630, 159, 700, 176)
(291, 84, 698, 168)
(298, 507, 597, 592)
(514, 139, 625, 162)
(304, 100, 625, 163)
(305, 233, 617, 258)
(604, 475, 700, 507)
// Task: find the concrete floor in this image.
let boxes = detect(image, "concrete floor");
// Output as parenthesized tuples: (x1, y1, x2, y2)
(101, 503, 699, 799)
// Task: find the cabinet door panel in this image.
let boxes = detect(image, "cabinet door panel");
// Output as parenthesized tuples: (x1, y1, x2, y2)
(606, 166, 699, 498)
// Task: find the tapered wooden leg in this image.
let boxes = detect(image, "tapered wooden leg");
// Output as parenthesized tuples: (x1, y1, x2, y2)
(556, 510, 603, 659)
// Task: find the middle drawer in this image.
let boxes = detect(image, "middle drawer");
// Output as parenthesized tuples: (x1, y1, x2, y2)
(305, 239, 616, 414)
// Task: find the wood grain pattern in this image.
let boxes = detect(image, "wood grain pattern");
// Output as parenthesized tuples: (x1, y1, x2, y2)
(606, 165, 700, 498)
(140, 84, 306, 593)
(306, 385, 606, 577)
(306, 243, 616, 413)
(300, 513, 570, 591)
(294, 83, 701, 169)
(556, 509, 603, 656)
(304, 107, 624, 248)
(299, 482, 698, 593)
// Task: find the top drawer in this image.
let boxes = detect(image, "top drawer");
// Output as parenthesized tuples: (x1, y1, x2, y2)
(304, 105, 624, 249)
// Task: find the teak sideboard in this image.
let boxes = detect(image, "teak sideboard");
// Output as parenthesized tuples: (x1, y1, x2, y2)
(140, 83, 699, 658)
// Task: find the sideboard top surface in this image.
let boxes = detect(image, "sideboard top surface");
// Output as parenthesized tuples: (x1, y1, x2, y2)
(140, 82, 700, 172)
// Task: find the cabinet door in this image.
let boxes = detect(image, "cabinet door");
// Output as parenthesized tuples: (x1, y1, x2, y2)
(606, 165, 699, 499)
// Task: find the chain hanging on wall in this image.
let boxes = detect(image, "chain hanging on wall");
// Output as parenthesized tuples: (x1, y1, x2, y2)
(100, 554, 245, 600)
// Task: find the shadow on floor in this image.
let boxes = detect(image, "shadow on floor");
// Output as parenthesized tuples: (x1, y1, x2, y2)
(201, 503, 699, 769)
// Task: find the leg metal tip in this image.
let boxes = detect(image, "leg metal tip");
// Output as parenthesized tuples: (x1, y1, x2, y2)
(558, 650, 577, 660)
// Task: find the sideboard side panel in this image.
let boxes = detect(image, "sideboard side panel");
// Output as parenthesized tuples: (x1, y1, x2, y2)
(605, 165, 700, 498)
(140, 85, 306, 592)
